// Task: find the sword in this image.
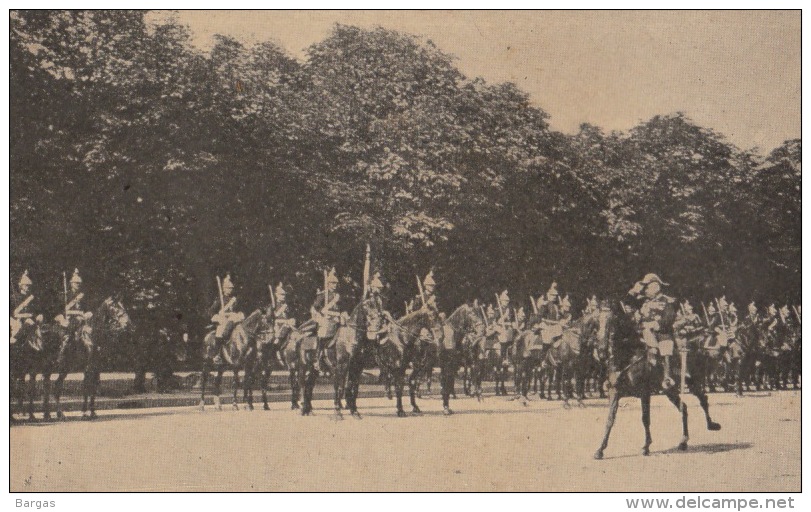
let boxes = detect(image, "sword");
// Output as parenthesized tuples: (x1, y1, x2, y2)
(701, 302, 711, 327)
(269, 284, 276, 311)
(63, 272, 68, 316)
(792, 305, 801, 325)
(530, 295, 539, 315)
(216, 276, 225, 311)
(416, 275, 426, 308)
(362, 243, 371, 299)
(323, 270, 329, 315)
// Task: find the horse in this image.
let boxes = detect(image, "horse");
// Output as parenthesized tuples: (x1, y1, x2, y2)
(376, 308, 443, 416)
(199, 309, 270, 411)
(10, 321, 46, 422)
(513, 312, 599, 408)
(594, 301, 721, 460)
(483, 325, 515, 397)
(433, 304, 486, 413)
(38, 297, 133, 420)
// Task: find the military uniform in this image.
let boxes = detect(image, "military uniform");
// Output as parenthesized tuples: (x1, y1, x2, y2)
(208, 274, 244, 349)
(311, 268, 344, 369)
(631, 273, 677, 387)
(62, 269, 91, 346)
(270, 283, 295, 344)
(538, 283, 564, 345)
(10, 271, 40, 344)
(363, 272, 389, 342)
(673, 301, 704, 351)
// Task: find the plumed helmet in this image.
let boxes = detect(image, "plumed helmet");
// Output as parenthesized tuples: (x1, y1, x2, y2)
(779, 305, 790, 318)
(546, 282, 559, 299)
(682, 300, 693, 313)
(370, 272, 384, 291)
(19, 270, 32, 287)
(326, 268, 339, 284)
(423, 271, 436, 287)
(728, 303, 737, 314)
(767, 304, 777, 316)
(560, 294, 571, 308)
(222, 273, 234, 290)
(718, 296, 729, 311)
(748, 302, 757, 315)
(640, 273, 668, 286)
(499, 289, 510, 303)
(707, 303, 717, 315)
(70, 268, 82, 284)
(275, 282, 286, 297)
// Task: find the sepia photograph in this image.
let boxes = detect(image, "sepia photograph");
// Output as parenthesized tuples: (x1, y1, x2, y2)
(7, 9, 801, 494)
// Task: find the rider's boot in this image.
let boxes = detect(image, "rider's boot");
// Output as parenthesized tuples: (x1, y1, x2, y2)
(662, 355, 675, 389)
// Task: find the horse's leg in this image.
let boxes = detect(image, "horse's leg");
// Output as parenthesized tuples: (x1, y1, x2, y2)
(663, 387, 689, 450)
(441, 352, 454, 415)
(395, 369, 406, 417)
(333, 360, 344, 419)
(54, 371, 67, 420)
(42, 371, 52, 420)
(409, 368, 422, 415)
(199, 360, 209, 411)
(89, 369, 100, 419)
(27, 372, 37, 421)
(232, 369, 241, 411)
(640, 390, 652, 456)
(594, 386, 620, 459)
(289, 365, 300, 410)
(259, 352, 271, 411)
(690, 379, 721, 431)
(213, 370, 224, 410)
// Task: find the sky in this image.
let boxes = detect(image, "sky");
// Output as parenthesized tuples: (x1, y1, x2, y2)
(173, 10, 800, 152)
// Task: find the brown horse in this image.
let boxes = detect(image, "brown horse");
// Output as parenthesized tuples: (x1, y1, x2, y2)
(10, 322, 46, 422)
(37, 297, 133, 420)
(594, 301, 721, 460)
(199, 309, 269, 411)
(376, 308, 443, 417)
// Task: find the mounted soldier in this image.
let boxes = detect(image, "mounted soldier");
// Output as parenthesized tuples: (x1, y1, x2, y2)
(58, 269, 92, 346)
(674, 300, 704, 352)
(363, 271, 390, 342)
(270, 282, 295, 346)
(494, 289, 515, 344)
(628, 273, 677, 389)
(208, 274, 245, 356)
(311, 268, 345, 370)
(10, 270, 42, 345)
(538, 282, 565, 349)
(414, 271, 440, 315)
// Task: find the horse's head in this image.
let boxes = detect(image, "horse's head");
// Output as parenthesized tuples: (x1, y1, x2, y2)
(102, 297, 133, 334)
(363, 303, 385, 341)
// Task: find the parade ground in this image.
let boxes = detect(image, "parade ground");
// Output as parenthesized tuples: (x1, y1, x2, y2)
(10, 390, 800, 492)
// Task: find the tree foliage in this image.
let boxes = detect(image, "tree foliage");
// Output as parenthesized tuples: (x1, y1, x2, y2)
(9, 11, 801, 331)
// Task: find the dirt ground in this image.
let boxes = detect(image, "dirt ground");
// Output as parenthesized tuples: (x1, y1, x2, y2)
(10, 390, 800, 492)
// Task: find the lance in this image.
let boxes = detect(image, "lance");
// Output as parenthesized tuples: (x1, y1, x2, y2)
(701, 302, 711, 327)
(62, 271, 69, 315)
(416, 275, 426, 308)
(323, 270, 329, 315)
(362, 244, 371, 300)
(530, 295, 539, 315)
(792, 305, 801, 325)
(268, 284, 276, 311)
(715, 298, 727, 333)
(495, 293, 505, 323)
(404, 301, 410, 315)
(216, 275, 225, 311)
(480, 305, 489, 329)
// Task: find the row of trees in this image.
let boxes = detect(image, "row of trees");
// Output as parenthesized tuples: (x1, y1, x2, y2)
(10, 11, 800, 335)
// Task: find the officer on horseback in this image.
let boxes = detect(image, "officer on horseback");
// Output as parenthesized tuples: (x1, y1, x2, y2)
(312, 268, 344, 370)
(538, 282, 565, 348)
(10, 270, 42, 345)
(674, 300, 704, 351)
(364, 271, 391, 341)
(270, 282, 295, 343)
(628, 273, 677, 389)
(415, 271, 439, 314)
(208, 274, 244, 355)
(62, 269, 91, 345)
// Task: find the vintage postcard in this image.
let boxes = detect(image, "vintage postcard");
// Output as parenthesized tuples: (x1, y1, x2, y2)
(8, 10, 800, 494)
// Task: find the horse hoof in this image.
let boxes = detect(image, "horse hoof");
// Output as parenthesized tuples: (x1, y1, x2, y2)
(232, 404, 239, 411)
(291, 403, 300, 410)
(263, 404, 270, 411)
(350, 411, 363, 420)
(577, 401, 586, 409)
(396, 410, 407, 418)
(642, 447, 650, 456)
(594, 450, 604, 460)
(412, 407, 422, 415)
(245, 404, 254, 411)
(678, 442, 688, 451)
(56, 411, 65, 420)
(708, 422, 721, 431)
(562, 402, 571, 410)
(443, 407, 453, 416)
(334, 410, 344, 420)
(42, 413, 52, 422)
